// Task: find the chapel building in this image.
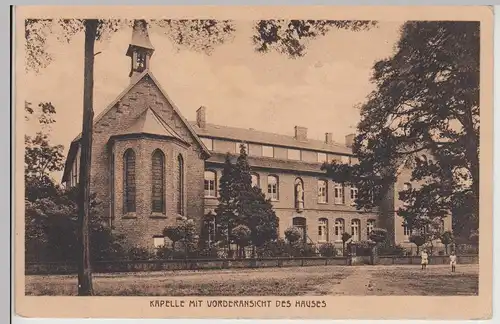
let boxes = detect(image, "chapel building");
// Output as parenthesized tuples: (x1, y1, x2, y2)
(61, 20, 451, 252)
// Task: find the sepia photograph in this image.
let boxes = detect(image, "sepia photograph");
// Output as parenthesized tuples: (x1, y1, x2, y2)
(15, 5, 493, 320)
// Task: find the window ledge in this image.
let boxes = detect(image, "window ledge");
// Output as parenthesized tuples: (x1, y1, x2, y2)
(204, 196, 218, 200)
(270, 199, 279, 202)
(150, 213, 167, 219)
(317, 202, 328, 205)
(122, 213, 137, 219)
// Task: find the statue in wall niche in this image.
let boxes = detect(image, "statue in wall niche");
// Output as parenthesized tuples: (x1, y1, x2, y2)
(296, 182, 304, 212)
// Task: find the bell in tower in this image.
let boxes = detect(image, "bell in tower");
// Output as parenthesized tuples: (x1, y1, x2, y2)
(126, 19, 155, 82)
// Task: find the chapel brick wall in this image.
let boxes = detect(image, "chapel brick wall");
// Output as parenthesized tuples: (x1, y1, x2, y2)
(88, 75, 206, 251)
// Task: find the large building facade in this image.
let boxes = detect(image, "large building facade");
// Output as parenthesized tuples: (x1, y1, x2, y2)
(62, 20, 451, 252)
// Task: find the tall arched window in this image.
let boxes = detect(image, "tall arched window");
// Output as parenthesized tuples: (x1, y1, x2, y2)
(334, 218, 344, 241)
(351, 219, 360, 241)
(177, 154, 184, 215)
(151, 149, 165, 213)
(267, 175, 279, 201)
(123, 149, 136, 213)
(318, 218, 328, 242)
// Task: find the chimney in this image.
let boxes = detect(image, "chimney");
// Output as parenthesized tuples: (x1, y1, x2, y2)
(345, 133, 355, 148)
(325, 132, 333, 144)
(196, 106, 206, 128)
(294, 126, 308, 141)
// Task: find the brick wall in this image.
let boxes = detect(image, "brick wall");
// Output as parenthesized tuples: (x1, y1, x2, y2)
(202, 167, 379, 245)
(89, 75, 206, 250)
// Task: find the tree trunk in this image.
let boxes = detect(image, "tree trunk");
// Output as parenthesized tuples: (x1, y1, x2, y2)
(77, 19, 97, 296)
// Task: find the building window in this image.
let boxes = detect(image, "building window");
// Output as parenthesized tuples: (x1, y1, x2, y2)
(151, 149, 165, 214)
(351, 219, 360, 241)
(153, 236, 165, 248)
(367, 219, 376, 237)
(341, 155, 350, 164)
(177, 154, 184, 215)
(350, 187, 358, 205)
(251, 173, 260, 188)
(334, 218, 344, 241)
(439, 219, 445, 233)
(288, 149, 301, 160)
(334, 184, 343, 204)
(318, 180, 328, 203)
(201, 137, 213, 151)
(204, 170, 217, 197)
(403, 182, 412, 191)
(123, 149, 136, 213)
(262, 145, 274, 157)
(403, 224, 412, 237)
(318, 218, 328, 242)
(317, 152, 327, 163)
(236, 142, 249, 154)
(293, 217, 307, 242)
(267, 175, 279, 200)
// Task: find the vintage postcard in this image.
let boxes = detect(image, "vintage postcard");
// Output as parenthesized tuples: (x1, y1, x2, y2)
(15, 5, 493, 320)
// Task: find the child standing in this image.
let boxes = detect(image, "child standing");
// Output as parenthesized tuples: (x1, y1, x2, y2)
(449, 251, 457, 272)
(420, 250, 429, 270)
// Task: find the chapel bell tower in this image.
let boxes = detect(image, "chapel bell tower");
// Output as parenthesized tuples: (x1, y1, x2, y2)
(126, 19, 155, 82)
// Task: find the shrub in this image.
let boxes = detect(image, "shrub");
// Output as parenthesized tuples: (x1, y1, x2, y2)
(196, 246, 220, 259)
(349, 240, 375, 256)
(257, 239, 289, 257)
(378, 242, 407, 256)
(127, 247, 152, 260)
(284, 227, 302, 244)
(318, 243, 337, 257)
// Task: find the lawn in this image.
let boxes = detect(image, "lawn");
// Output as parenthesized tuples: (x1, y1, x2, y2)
(25, 266, 352, 296)
(25, 264, 479, 296)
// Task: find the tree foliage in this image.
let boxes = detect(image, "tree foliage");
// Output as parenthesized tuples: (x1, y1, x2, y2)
(323, 21, 479, 239)
(284, 227, 302, 244)
(25, 18, 377, 73)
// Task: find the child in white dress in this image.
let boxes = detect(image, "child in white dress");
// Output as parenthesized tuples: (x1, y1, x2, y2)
(420, 250, 429, 270)
(449, 251, 457, 272)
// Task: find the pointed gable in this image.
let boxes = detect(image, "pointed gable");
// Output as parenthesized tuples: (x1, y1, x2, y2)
(62, 71, 211, 183)
(116, 107, 185, 143)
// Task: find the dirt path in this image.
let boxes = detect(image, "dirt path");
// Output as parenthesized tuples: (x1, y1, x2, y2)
(328, 266, 374, 295)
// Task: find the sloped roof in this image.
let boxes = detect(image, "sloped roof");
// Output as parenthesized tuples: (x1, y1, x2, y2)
(206, 152, 327, 175)
(190, 122, 353, 155)
(126, 19, 154, 55)
(68, 70, 210, 153)
(62, 70, 211, 182)
(115, 107, 184, 142)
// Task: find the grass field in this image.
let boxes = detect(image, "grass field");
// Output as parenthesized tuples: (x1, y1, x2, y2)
(25, 264, 478, 296)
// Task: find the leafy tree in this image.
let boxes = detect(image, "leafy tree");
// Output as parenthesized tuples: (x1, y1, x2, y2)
(409, 233, 427, 255)
(246, 186, 279, 255)
(368, 228, 387, 264)
(440, 231, 454, 255)
(284, 227, 302, 245)
(232, 224, 251, 258)
(163, 225, 183, 253)
(341, 232, 352, 255)
(322, 21, 479, 241)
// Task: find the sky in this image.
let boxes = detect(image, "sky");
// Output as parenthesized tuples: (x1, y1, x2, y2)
(24, 20, 404, 159)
